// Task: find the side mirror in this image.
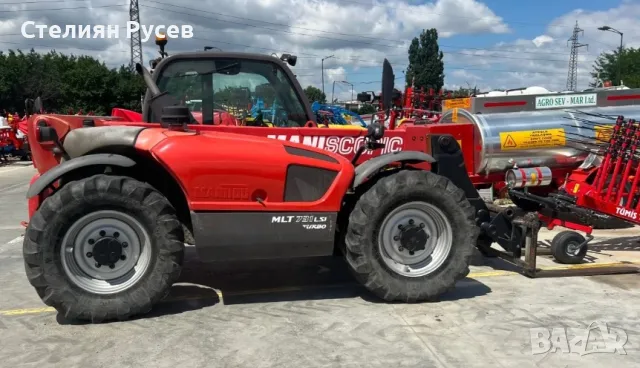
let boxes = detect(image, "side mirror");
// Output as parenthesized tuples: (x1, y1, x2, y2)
(280, 53, 297, 66)
(25, 98, 34, 115)
(381, 59, 394, 111)
(367, 122, 384, 140)
(357, 92, 372, 103)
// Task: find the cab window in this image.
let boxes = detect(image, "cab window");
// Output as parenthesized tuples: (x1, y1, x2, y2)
(155, 58, 309, 126)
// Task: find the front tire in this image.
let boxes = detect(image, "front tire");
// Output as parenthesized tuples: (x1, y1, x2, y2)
(23, 175, 184, 322)
(344, 170, 477, 302)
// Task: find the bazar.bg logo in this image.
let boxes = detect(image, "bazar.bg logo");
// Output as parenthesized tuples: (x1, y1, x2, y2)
(530, 321, 628, 356)
(21, 21, 193, 41)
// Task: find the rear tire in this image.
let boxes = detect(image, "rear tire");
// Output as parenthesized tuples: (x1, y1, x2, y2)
(344, 170, 477, 302)
(23, 175, 184, 322)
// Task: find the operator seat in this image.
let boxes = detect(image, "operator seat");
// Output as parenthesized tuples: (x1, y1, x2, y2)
(62, 126, 146, 159)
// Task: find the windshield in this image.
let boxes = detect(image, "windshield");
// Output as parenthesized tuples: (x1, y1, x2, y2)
(155, 58, 308, 126)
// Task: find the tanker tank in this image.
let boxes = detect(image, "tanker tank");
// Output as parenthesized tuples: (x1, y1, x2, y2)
(439, 105, 640, 175)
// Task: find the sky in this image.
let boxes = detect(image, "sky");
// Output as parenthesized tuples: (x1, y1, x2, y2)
(0, 0, 638, 101)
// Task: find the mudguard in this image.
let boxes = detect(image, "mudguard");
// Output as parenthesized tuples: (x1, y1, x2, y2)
(352, 150, 435, 189)
(26, 154, 136, 198)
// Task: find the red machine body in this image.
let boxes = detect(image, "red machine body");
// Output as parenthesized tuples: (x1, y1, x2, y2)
(25, 114, 357, 218)
(26, 113, 484, 183)
(136, 128, 354, 212)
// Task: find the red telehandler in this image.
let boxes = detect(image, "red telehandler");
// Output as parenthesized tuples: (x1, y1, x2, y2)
(21, 50, 639, 323)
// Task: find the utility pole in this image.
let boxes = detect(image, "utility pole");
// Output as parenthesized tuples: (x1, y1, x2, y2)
(342, 81, 354, 102)
(321, 55, 334, 97)
(598, 25, 624, 86)
(332, 81, 336, 104)
(129, 0, 143, 69)
(566, 21, 588, 91)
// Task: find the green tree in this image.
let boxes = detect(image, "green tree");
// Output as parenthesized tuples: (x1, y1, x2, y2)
(449, 86, 478, 98)
(406, 28, 445, 92)
(590, 47, 640, 88)
(303, 85, 326, 103)
(0, 48, 145, 115)
(358, 104, 377, 115)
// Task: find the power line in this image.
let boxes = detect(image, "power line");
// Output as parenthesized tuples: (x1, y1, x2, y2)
(327, 0, 630, 32)
(0, 1, 608, 58)
(2, 0, 626, 34)
(0, 3, 124, 12)
(0, 4, 601, 78)
(0, 26, 578, 64)
(138, 2, 584, 57)
(6, 0, 535, 57)
(0, 38, 580, 78)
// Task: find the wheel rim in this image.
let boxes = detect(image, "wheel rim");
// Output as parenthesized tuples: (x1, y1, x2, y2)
(565, 241, 582, 256)
(60, 210, 152, 295)
(378, 201, 453, 277)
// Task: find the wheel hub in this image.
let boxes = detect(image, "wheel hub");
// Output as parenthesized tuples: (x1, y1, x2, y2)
(61, 210, 152, 294)
(378, 202, 453, 278)
(92, 237, 124, 266)
(398, 223, 429, 253)
(566, 242, 581, 255)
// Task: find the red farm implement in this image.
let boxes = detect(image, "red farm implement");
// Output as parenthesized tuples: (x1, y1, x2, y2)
(503, 112, 640, 274)
(0, 115, 30, 162)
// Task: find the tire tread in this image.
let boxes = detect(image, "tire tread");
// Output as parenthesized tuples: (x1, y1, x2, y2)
(23, 174, 184, 322)
(344, 170, 477, 302)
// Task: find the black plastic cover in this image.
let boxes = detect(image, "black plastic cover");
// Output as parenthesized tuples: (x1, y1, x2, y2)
(161, 105, 191, 126)
(284, 165, 338, 201)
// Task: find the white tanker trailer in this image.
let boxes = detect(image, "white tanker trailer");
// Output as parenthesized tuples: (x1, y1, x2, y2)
(440, 89, 640, 176)
(439, 89, 640, 229)
(440, 104, 640, 176)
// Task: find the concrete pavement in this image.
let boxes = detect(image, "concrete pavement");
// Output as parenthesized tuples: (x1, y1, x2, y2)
(0, 162, 638, 368)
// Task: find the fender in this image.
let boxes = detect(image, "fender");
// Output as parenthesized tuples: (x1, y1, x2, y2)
(26, 154, 136, 198)
(352, 150, 435, 189)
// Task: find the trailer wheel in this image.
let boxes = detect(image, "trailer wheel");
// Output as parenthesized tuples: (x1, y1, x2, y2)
(23, 174, 184, 322)
(550, 231, 587, 264)
(344, 170, 477, 302)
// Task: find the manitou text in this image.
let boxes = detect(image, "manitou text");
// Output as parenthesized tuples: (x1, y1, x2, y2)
(267, 135, 403, 155)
